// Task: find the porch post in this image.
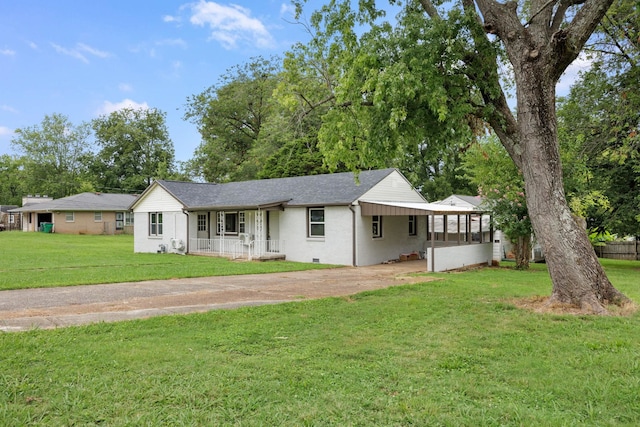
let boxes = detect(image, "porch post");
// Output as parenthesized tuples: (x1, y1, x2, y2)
(431, 212, 435, 272)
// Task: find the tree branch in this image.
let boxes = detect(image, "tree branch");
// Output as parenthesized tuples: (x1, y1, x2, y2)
(551, 0, 615, 80)
(419, 0, 441, 20)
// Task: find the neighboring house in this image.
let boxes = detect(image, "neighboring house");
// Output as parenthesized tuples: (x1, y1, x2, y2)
(0, 205, 19, 231)
(9, 193, 137, 235)
(130, 169, 496, 271)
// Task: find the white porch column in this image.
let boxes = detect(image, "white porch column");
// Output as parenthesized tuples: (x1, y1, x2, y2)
(255, 209, 264, 240)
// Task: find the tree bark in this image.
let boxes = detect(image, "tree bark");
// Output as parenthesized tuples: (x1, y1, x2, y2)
(514, 235, 530, 270)
(470, 0, 629, 312)
(513, 51, 627, 313)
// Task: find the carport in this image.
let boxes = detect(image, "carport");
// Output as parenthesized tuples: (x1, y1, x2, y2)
(359, 201, 493, 272)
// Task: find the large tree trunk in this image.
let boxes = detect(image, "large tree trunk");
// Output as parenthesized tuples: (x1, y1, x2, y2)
(463, 0, 629, 313)
(515, 62, 628, 313)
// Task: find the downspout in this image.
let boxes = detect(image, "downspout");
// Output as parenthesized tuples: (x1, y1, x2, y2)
(349, 205, 357, 266)
(183, 210, 190, 253)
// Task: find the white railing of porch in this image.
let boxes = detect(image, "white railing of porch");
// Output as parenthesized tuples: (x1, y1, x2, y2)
(250, 239, 284, 260)
(190, 238, 284, 259)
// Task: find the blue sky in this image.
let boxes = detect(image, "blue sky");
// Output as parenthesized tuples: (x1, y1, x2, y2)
(0, 0, 322, 162)
(0, 1, 587, 164)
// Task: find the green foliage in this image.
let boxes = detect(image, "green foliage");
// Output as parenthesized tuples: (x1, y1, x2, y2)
(184, 57, 283, 182)
(10, 113, 93, 198)
(558, 63, 640, 237)
(288, 2, 490, 199)
(2, 259, 640, 425)
(0, 154, 26, 205)
(463, 137, 533, 268)
(258, 136, 333, 179)
(463, 138, 532, 240)
(91, 108, 176, 193)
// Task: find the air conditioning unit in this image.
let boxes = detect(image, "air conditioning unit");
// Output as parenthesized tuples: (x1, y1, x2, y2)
(239, 233, 253, 245)
(171, 238, 185, 251)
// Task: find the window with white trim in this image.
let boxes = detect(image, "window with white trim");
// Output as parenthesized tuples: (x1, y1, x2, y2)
(308, 208, 325, 237)
(408, 215, 417, 236)
(94, 212, 103, 222)
(372, 215, 382, 238)
(216, 211, 239, 235)
(66, 212, 75, 222)
(149, 212, 163, 236)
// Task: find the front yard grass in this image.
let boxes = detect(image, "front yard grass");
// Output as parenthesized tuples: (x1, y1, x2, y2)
(0, 232, 333, 291)
(0, 243, 639, 425)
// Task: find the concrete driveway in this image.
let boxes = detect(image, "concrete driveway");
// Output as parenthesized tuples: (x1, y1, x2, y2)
(0, 261, 430, 332)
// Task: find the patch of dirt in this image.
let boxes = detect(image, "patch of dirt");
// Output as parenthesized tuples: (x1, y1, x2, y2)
(511, 295, 638, 316)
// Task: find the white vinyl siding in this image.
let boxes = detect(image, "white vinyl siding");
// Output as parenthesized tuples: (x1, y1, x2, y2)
(359, 170, 426, 203)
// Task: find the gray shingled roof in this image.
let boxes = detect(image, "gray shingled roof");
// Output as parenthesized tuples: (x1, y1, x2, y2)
(10, 193, 138, 212)
(154, 169, 398, 209)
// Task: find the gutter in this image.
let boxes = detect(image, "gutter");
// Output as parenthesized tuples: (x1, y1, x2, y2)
(349, 205, 357, 266)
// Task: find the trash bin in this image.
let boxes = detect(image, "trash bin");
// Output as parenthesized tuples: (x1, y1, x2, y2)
(42, 222, 53, 233)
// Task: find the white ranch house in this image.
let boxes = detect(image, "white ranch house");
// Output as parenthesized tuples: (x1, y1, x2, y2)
(130, 169, 497, 271)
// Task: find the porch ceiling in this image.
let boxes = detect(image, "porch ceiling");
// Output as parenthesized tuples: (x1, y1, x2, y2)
(358, 201, 485, 216)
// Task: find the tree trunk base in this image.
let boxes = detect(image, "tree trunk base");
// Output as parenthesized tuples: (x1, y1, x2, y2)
(546, 290, 632, 315)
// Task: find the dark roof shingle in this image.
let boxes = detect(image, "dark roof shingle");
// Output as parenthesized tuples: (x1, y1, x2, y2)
(156, 169, 397, 209)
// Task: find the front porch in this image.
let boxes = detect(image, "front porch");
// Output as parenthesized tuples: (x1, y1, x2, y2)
(190, 237, 285, 261)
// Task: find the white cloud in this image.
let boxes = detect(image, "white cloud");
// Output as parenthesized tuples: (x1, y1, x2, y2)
(0, 126, 14, 137)
(163, 14, 180, 23)
(1, 105, 18, 113)
(77, 43, 110, 59)
(28, 41, 38, 49)
(189, 1, 274, 49)
(280, 3, 295, 18)
(51, 42, 111, 63)
(557, 53, 593, 96)
(118, 83, 133, 92)
(96, 99, 149, 116)
(1, 48, 16, 56)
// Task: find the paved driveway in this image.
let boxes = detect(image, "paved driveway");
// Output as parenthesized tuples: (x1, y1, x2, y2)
(0, 261, 430, 332)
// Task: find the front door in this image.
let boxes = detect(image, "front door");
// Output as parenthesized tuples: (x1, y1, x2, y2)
(197, 213, 209, 239)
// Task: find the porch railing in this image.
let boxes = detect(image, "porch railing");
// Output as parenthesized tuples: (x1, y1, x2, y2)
(190, 238, 284, 260)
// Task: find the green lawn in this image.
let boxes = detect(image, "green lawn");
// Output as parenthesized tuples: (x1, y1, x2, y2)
(0, 232, 333, 291)
(1, 233, 639, 425)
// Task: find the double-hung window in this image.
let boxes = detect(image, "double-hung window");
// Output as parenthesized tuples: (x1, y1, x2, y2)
(149, 212, 163, 236)
(65, 212, 75, 222)
(308, 208, 325, 237)
(94, 212, 103, 222)
(372, 215, 383, 238)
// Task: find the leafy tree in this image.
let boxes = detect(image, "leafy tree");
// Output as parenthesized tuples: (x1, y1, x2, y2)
(184, 57, 283, 182)
(0, 154, 26, 205)
(11, 113, 93, 198)
(280, 15, 475, 200)
(259, 136, 329, 179)
(91, 108, 175, 193)
(295, 0, 628, 312)
(463, 138, 533, 269)
(558, 0, 639, 239)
